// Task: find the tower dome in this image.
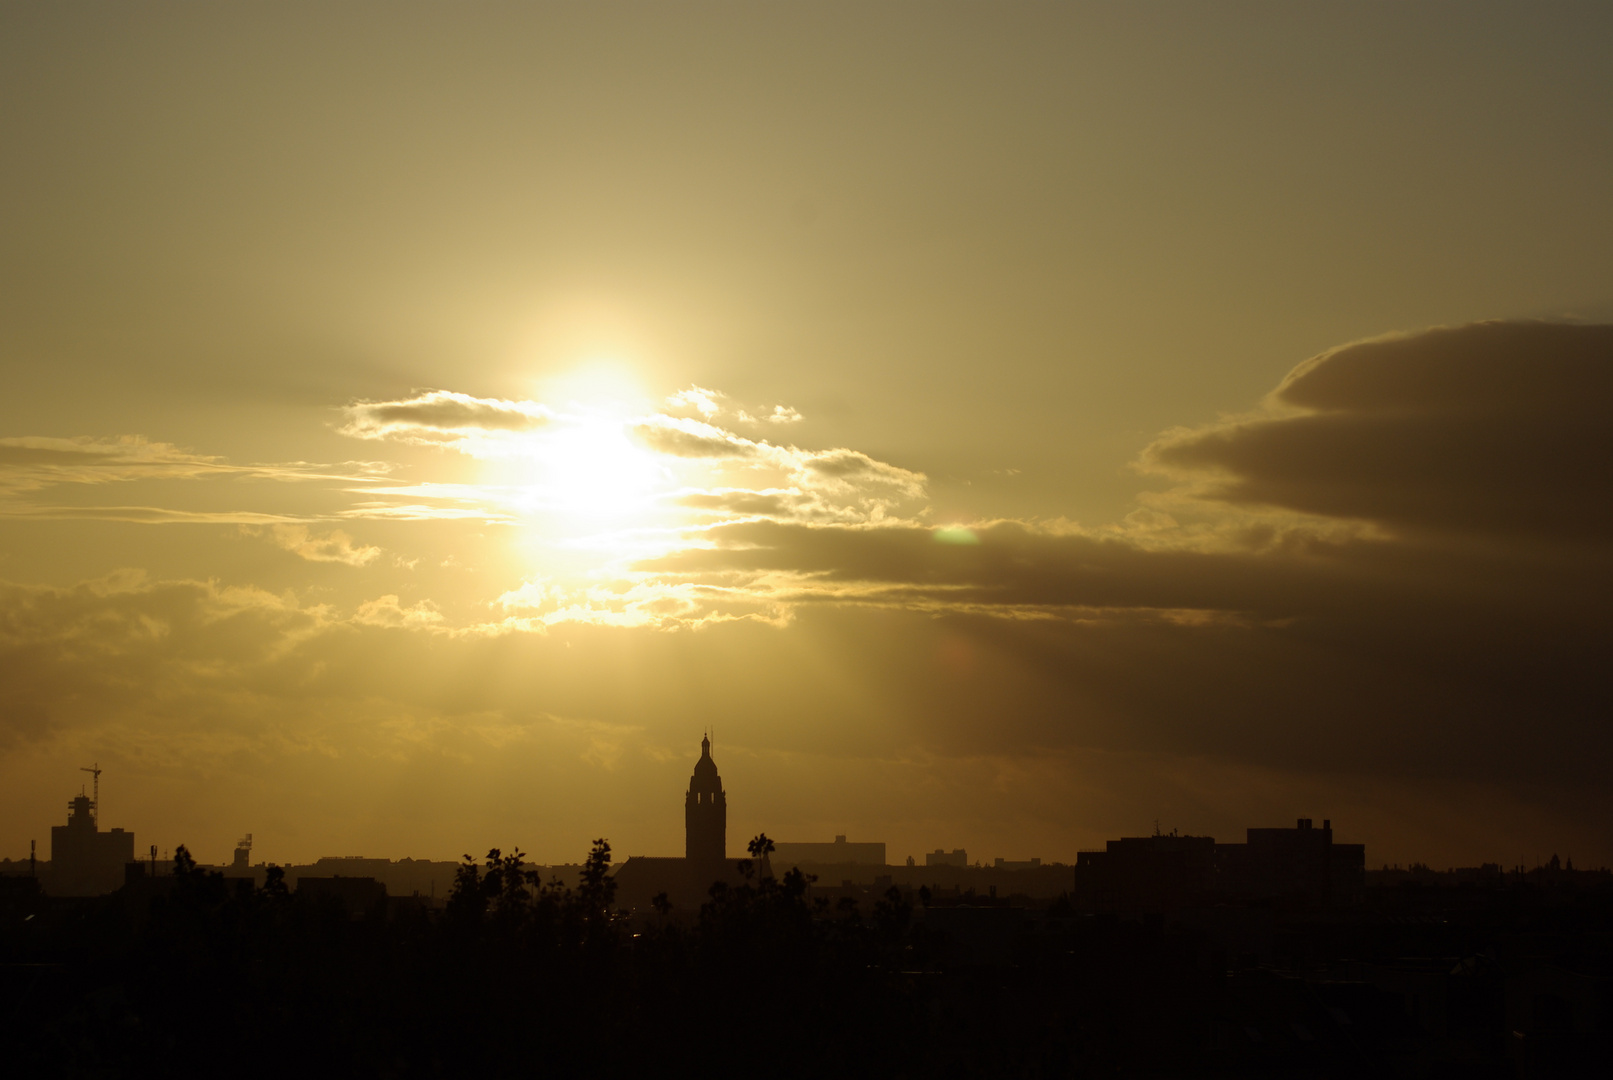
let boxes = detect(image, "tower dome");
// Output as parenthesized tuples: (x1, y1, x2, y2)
(690, 735, 721, 789)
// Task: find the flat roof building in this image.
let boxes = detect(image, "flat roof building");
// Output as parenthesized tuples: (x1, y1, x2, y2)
(772, 835, 886, 870)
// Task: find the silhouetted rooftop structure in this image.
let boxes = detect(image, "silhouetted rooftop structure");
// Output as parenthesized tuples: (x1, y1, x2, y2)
(49, 781, 134, 897)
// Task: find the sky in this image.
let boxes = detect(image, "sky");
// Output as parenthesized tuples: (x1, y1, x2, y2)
(3, 2, 1612, 869)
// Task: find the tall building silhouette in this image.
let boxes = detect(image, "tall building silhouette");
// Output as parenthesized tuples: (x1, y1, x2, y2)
(50, 790, 134, 896)
(685, 734, 726, 868)
(613, 735, 748, 912)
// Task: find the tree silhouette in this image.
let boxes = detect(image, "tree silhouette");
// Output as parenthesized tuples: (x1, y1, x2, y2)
(574, 837, 616, 929)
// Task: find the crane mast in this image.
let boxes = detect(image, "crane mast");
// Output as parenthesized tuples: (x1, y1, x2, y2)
(80, 763, 102, 825)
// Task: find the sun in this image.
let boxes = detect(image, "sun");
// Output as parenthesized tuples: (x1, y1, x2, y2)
(476, 363, 741, 583)
(528, 410, 665, 522)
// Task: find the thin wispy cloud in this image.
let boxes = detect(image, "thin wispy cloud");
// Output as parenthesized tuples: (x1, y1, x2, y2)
(0, 504, 315, 526)
(341, 390, 552, 443)
(0, 436, 378, 494)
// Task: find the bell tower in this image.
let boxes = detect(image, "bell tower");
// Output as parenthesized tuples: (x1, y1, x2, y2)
(685, 734, 726, 868)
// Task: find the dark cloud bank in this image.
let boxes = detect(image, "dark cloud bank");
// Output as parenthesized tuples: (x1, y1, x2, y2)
(1146, 320, 1613, 542)
(641, 321, 1613, 785)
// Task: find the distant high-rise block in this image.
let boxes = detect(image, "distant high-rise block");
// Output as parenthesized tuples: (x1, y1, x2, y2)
(50, 792, 134, 896)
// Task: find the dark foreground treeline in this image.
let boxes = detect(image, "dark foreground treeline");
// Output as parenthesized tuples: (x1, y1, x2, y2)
(4, 838, 1067, 1078)
(4, 838, 1613, 1079)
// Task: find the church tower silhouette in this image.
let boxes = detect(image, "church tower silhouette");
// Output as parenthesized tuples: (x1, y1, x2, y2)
(685, 734, 726, 867)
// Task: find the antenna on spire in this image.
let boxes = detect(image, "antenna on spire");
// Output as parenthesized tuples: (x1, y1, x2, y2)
(80, 763, 102, 825)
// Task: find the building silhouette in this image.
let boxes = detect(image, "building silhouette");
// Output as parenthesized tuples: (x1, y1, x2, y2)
(684, 734, 726, 871)
(1074, 832, 1218, 913)
(1073, 817, 1365, 913)
(50, 789, 134, 896)
(772, 835, 886, 870)
(613, 736, 759, 912)
(230, 834, 252, 872)
(1221, 817, 1365, 908)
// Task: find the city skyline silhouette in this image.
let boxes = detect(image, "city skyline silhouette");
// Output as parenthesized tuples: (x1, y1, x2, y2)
(6, 734, 1610, 1076)
(4, 23, 1613, 1074)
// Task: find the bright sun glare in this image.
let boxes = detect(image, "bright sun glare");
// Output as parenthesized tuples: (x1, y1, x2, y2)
(529, 411, 664, 521)
(481, 366, 691, 579)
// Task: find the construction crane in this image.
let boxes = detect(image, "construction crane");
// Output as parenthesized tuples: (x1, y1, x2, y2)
(80, 763, 102, 825)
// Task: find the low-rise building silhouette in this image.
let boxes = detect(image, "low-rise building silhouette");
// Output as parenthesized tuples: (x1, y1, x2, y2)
(772, 835, 886, 870)
(994, 856, 1042, 870)
(1074, 832, 1217, 913)
(926, 848, 968, 867)
(1073, 818, 1365, 913)
(1218, 817, 1365, 908)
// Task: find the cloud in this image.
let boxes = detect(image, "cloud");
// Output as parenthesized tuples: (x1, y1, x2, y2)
(671, 487, 874, 524)
(330, 383, 919, 526)
(1141, 320, 1613, 542)
(737, 405, 805, 425)
(0, 437, 220, 495)
(793, 448, 926, 497)
(664, 386, 723, 418)
(610, 515, 1611, 784)
(675, 488, 801, 517)
(338, 503, 514, 522)
(0, 571, 330, 749)
(267, 525, 381, 566)
(630, 415, 761, 459)
(0, 436, 369, 495)
(0, 505, 313, 525)
(629, 415, 927, 516)
(493, 580, 550, 611)
(341, 390, 551, 443)
(667, 387, 803, 426)
(352, 594, 445, 628)
(635, 517, 1342, 615)
(580, 324, 1613, 793)
(0, 435, 392, 529)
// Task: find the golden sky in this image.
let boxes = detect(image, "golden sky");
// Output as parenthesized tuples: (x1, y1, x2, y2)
(4, 3, 1612, 869)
